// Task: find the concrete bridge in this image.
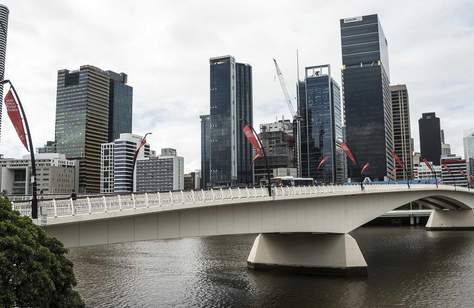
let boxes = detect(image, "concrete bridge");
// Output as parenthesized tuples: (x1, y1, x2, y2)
(13, 184, 474, 275)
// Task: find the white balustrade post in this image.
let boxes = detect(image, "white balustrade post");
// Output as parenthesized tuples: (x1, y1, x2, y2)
(87, 197, 92, 215)
(53, 199, 57, 218)
(103, 196, 108, 213)
(180, 190, 184, 204)
(145, 193, 149, 208)
(220, 188, 224, 200)
(201, 189, 205, 202)
(229, 187, 233, 199)
(246, 187, 250, 199)
(237, 187, 241, 198)
(253, 187, 257, 197)
(260, 186, 264, 196)
(280, 186, 284, 196)
(70, 198, 75, 216)
(157, 192, 161, 206)
(132, 194, 136, 209)
(211, 188, 215, 201)
(191, 190, 195, 203)
(169, 191, 173, 204)
(118, 195, 122, 211)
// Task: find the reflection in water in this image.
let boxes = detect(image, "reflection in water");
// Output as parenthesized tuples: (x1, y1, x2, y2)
(69, 227, 474, 307)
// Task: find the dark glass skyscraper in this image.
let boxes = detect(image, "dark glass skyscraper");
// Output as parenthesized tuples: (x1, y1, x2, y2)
(107, 71, 132, 142)
(55, 66, 110, 193)
(340, 14, 394, 181)
(209, 55, 252, 186)
(419, 112, 441, 164)
(200, 114, 211, 188)
(299, 65, 344, 183)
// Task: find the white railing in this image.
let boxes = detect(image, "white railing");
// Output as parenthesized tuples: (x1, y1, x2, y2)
(11, 183, 469, 220)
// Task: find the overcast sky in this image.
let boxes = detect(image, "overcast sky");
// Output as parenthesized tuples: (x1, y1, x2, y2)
(0, 0, 473, 171)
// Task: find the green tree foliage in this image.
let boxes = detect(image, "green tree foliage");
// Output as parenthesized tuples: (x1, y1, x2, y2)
(0, 197, 84, 307)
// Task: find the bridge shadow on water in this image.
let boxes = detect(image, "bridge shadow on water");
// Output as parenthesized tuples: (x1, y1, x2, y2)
(68, 227, 474, 307)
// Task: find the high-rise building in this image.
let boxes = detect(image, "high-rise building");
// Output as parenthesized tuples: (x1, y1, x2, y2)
(209, 55, 252, 187)
(106, 71, 132, 142)
(0, 153, 78, 195)
(136, 148, 184, 192)
(441, 155, 468, 187)
(200, 114, 211, 188)
(184, 172, 200, 191)
(254, 119, 296, 184)
(390, 84, 413, 180)
(340, 14, 394, 181)
(37, 141, 57, 154)
(298, 65, 344, 184)
(100, 133, 150, 194)
(463, 129, 474, 175)
(55, 65, 111, 193)
(418, 112, 441, 165)
(0, 4, 8, 140)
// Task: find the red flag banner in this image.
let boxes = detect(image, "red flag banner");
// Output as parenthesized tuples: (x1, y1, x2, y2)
(243, 125, 264, 161)
(389, 168, 396, 177)
(361, 162, 370, 175)
(337, 141, 357, 165)
(4, 90, 28, 151)
(317, 154, 329, 171)
(391, 150, 405, 170)
(460, 170, 466, 177)
(470, 175, 474, 181)
(422, 158, 434, 173)
(441, 163, 452, 174)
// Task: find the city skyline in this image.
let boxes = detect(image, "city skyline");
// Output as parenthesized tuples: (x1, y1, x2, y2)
(0, 1, 473, 173)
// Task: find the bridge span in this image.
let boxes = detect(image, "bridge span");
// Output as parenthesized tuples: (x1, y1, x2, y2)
(13, 184, 474, 275)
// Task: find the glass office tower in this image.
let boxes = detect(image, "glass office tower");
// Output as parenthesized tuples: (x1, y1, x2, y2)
(209, 55, 252, 186)
(299, 65, 344, 184)
(418, 112, 441, 165)
(107, 71, 132, 142)
(200, 114, 211, 188)
(55, 65, 110, 193)
(340, 14, 394, 181)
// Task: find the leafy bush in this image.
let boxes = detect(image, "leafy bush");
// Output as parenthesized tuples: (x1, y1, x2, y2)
(0, 197, 84, 307)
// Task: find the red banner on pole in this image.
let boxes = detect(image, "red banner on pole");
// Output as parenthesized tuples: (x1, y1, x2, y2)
(391, 150, 405, 170)
(4, 90, 28, 151)
(243, 125, 264, 161)
(361, 162, 370, 175)
(317, 154, 329, 171)
(441, 163, 452, 174)
(337, 141, 356, 165)
(422, 158, 434, 173)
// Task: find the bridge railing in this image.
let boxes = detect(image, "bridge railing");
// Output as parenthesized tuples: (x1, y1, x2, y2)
(10, 183, 468, 220)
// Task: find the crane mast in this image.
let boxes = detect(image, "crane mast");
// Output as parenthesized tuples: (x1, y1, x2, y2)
(273, 58, 303, 177)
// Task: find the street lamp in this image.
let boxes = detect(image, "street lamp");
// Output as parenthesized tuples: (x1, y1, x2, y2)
(0, 79, 38, 219)
(132, 132, 152, 192)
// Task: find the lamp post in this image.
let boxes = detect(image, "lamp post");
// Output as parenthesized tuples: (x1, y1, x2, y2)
(132, 132, 151, 192)
(0, 79, 38, 219)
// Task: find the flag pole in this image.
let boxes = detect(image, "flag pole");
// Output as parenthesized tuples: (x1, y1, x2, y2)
(1, 80, 38, 219)
(249, 125, 271, 197)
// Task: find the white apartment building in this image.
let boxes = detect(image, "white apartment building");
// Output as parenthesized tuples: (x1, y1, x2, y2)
(0, 153, 78, 195)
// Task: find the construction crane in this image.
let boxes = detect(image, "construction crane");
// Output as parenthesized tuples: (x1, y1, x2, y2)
(273, 58, 302, 176)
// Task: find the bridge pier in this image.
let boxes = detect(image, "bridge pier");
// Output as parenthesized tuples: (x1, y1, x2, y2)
(426, 209, 474, 230)
(247, 233, 367, 276)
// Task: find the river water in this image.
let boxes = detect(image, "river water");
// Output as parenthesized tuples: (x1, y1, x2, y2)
(68, 227, 474, 307)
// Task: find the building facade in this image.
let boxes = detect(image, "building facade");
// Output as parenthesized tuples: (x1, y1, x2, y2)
(299, 65, 344, 184)
(100, 133, 150, 194)
(55, 66, 111, 193)
(0, 4, 8, 140)
(200, 115, 211, 188)
(184, 172, 200, 191)
(390, 84, 413, 180)
(37, 141, 57, 154)
(136, 148, 184, 192)
(414, 162, 441, 182)
(418, 112, 441, 165)
(0, 153, 78, 195)
(441, 155, 468, 187)
(254, 119, 296, 184)
(209, 55, 252, 187)
(463, 130, 474, 175)
(340, 14, 394, 181)
(107, 71, 133, 142)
